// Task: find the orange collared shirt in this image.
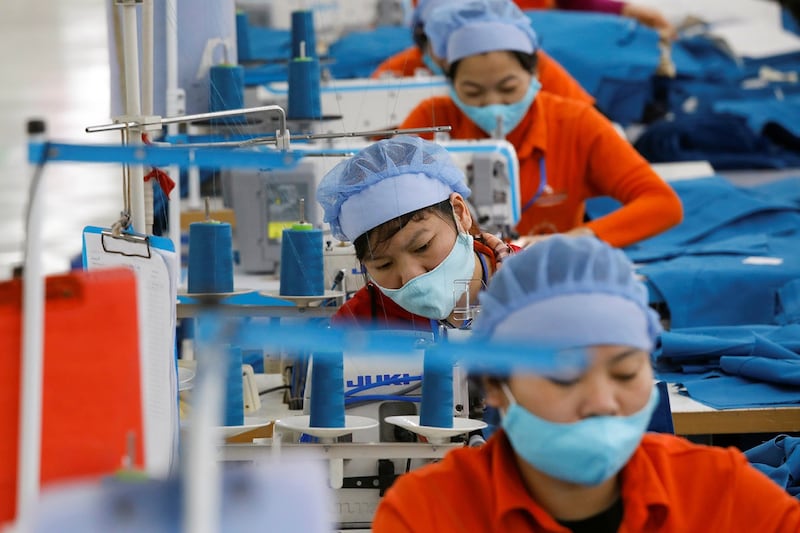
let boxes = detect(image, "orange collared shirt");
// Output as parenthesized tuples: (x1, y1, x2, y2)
(371, 47, 595, 107)
(399, 92, 683, 247)
(373, 431, 800, 532)
(411, 0, 555, 8)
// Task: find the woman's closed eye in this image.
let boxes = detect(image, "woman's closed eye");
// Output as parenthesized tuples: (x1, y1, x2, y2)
(414, 239, 433, 254)
(372, 260, 392, 271)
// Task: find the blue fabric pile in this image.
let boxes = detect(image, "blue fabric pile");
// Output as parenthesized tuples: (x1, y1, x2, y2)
(526, 11, 660, 125)
(654, 325, 800, 408)
(588, 176, 800, 409)
(745, 434, 800, 498)
(634, 24, 800, 169)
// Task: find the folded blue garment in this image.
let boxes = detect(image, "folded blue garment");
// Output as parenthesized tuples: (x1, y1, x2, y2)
(633, 113, 800, 170)
(750, 177, 800, 207)
(670, 34, 743, 83)
(628, 233, 771, 263)
(639, 236, 800, 327)
(784, 8, 800, 36)
(714, 96, 800, 140)
(654, 324, 800, 367)
(778, 279, 800, 325)
(587, 177, 800, 248)
(655, 325, 800, 407)
(745, 434, 800, 498)
(721, 356, 800, 387)
(682, 375, 800, 409)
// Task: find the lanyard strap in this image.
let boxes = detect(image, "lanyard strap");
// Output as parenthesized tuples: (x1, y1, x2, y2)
(521, 157, 547, 215)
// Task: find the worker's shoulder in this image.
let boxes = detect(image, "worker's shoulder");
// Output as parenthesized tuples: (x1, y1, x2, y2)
(391, 442, 491, 491)
(536, 90, 602, 120)
(638, 433, 745, 471)
(332, 287, 372, 322)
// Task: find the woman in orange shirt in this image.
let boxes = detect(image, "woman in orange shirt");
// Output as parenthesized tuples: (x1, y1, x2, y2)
(372, 0, 595, 107)
(373, 236, 800, 532)
(400, 0, 682, 248)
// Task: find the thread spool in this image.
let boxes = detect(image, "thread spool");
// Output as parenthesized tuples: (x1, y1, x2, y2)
(287, 42, 322, 120)
(309, 352, 345, 428)
(420, 349, 454, 428)
(187, 220, 234, 294)
(209, 64, 245, 125)
(290, 10, 317, 60)
(225, 346, 244, 426)
(235, 11, 252, 63)
(280, 200, 324, 296)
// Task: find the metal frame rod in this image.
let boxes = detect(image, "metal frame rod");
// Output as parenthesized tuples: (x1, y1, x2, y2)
(85, 105, 288, 134)
(156, 126, 453, 149)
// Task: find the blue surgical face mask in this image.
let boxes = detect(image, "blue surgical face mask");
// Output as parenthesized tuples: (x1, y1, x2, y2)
(374, 233, 475, 319)
(422, 53, 444, 76)
(450, 77, 541, 138)
(501, 382, 658, 486)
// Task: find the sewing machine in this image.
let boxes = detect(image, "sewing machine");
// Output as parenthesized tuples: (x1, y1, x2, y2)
(252, 75, 450, 133)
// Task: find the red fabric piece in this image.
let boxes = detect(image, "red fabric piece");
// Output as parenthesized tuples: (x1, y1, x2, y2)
(144, 168, 176, 197)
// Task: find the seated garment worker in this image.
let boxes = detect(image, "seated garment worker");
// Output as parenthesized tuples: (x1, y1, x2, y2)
(316, 135, 517, 330)
(400, 0, 683, 248)
(372, 0, 595, 107)
(372, 236, 800, 532)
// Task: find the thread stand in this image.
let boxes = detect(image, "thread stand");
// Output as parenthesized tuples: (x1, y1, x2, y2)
(273, 415, 378, 489)
(384, 416, 487, 446)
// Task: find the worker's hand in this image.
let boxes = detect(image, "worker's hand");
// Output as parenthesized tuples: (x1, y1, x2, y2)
(511, 227, 595, 249)
(622, 3, 678, 41)
(511, 234, 554, 249)
(478, 232, 513, 261)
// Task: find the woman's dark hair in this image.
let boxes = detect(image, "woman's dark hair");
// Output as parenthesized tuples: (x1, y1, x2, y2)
(412, 23, 428, 51)
(447, 50, 538, 80)
(354, 198, 455, 261)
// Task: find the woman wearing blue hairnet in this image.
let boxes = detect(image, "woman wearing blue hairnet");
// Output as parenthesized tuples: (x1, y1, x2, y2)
(316, 135, 519, 330)
(372, 236, 800, 532)
(372, 0, 595, 107)
(400, 0, 683, 249)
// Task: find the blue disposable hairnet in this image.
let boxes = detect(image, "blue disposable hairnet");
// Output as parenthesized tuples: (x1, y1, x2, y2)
(474, 236, 662, 351)
(425, 0, 539, 63)
(316, 136, 471, 242)
(411, 0, 456, 29)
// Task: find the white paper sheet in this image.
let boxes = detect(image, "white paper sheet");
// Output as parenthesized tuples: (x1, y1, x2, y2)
(82, 228, 178, 477)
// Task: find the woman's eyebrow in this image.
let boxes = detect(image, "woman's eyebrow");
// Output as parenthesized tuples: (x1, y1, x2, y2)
(610, 348, 641, 363)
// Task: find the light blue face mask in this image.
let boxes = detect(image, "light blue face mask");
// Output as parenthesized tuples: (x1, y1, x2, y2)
(375, 233, 475, 320)
(450, 77, 541, 138)
(422, 53, 444, 76)
(501, 383, 659, 486)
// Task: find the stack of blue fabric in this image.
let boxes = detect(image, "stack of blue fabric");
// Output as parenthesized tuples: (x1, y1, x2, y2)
(587, 176, 800, 410)
(654, 324, 800, 409)
(634, 24, 800, 169)
(526, 11, 661, 125)
(745, 434, 800, 499)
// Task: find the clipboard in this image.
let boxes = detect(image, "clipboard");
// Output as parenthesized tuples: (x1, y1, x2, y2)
(0, 268, 144, 524)
(82, 226, 179, 479)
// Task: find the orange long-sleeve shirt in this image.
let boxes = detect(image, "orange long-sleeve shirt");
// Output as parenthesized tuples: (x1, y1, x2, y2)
(399, 92, 682, 247)
(373, 431, 800, 532)
(372, 47, 595, 106)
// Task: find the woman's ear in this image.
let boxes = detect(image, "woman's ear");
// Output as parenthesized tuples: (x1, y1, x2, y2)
(450, 192, 474, 233)
(483, 377, 509, 410)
